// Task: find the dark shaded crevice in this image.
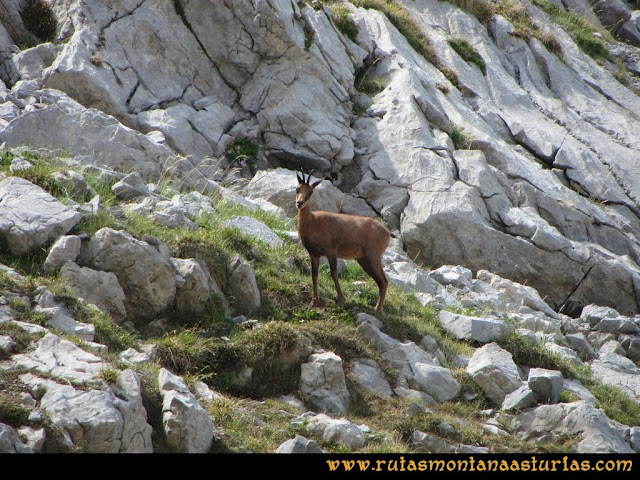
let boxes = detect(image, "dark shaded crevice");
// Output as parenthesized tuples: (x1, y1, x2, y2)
(558, 263, 593, 317)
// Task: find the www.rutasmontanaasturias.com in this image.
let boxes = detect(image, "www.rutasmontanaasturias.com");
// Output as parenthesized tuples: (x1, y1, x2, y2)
(325, 455, 634, 473)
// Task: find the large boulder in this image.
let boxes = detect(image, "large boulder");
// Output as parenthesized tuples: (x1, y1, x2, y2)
(226, 255, 261, 315)
(0, 177, 82, 255)
(0, 94, 176, 180)
(500, 401, 633, 453)
(357, 319, 461, 402)
(467, 343, 524, 405)
(158, 368, 215, 453)
(299, 352, 350, 415)
(20, 370, 153, 453)
(59, 261, 127, 322)
(171, 258, 211, 314)
(82, 228, 176, 320)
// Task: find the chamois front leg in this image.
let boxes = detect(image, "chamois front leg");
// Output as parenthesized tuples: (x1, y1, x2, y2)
(328, 255, 345, 306)
(310, 254, 321, 308)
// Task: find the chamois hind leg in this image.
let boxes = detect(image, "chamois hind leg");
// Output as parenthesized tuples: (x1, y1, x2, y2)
(357, 256, 388, 311)
(310, 254, 321, 307)
(328, 255, 345, 305)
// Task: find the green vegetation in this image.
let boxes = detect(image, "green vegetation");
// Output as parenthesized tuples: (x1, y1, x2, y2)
(450, 125, 473, 149)
(532, 0, 610, 59)
(326, 3, 360, 43)
(449, 38, 486, 75)
(224, 137, 260, 169)
(355, 69, 388, 95)
(352, 0, 438, 64)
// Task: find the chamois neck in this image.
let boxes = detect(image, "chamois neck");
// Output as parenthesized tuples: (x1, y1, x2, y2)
(297, 203, 314, 230)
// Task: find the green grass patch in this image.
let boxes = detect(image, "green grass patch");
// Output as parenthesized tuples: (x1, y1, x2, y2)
(497, 330, 580, 379)
(533, 0, 610, 59)
(588, 383, 640, 427)
(450, 125, 473, 149)
(327, 3, 360, 43)
(225, 137, 259, 169)
(449, 38, 486, 74)
(355, 67, 388, 95)
(352, 0, 438, 65)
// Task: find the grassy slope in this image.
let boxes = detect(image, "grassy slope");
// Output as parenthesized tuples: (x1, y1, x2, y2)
(1, 150, 639, 453)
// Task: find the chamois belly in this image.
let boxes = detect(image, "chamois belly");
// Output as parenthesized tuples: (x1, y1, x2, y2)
(301, 237, 363, 259)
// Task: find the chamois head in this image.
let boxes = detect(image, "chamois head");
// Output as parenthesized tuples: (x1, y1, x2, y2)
(295, 170, 324, 210)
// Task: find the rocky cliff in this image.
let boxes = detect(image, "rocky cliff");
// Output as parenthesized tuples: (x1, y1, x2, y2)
(1, 0, 640, 455)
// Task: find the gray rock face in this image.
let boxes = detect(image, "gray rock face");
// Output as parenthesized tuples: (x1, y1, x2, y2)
(171, 258, 211, 314)
(0, 423, 33, 453)
(0, 177, 82, 255)
(247, 168, 345, 218)
(9, 333, 104, 384)
(224, 216, 284, 248)
(501, 385, 537, 411)
(299, 352, 350, 415)
(6, 330, 153, 454)
(439, 310, 509, 343)
(20, 370, 153, 453)
(590, 353, 640, 401)
(357, 318, 461, 402)
(227, 255, 261, 315)
(501, 401, 633, 453)
(276, 435, 325, 453)
(83, 228, 176, 320)
(527, 368, 564, 404)
(158, 368, 215, 453)
(0, 95, 175, 180)
(43, 235, 82, 274)
(467, 343, 524, 405)
(303, 413, 366, 451)
(60, 262, 127, 321)
(34, 288, 95, 342)
(413, 430, 455, 453)
(350, 358, 393, 400)
(111, 172, 151, 200)
(591, 0, 631, 30)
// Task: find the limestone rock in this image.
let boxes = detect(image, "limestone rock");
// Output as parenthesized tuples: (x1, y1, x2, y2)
(299, 351, 350, 415)
(59, 262, 127, 322)
(83, 228, 176, 320)
(224, 216, 284, 248)
(303, 413, 365, 451)
(227, 255, 261, 315)
(275, 435, 325, 453)
(467, 343, 524, 405)
(9, 333, 103, 384)
(43, 235, 82, 275)
(350, 358, 393, 399)
(501, 401, 633, 453)
(527, 368, 563, 404)
(158, 368, 215, 453)
(0, 423, 33, 453)
(0, 177, 82, 255)
(171, 258, 211, 314)
(439, 310, 509, 343)
(19, 370, 153, 453)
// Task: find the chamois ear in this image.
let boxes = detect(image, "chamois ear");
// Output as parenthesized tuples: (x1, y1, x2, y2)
(310, 177, 327, 189)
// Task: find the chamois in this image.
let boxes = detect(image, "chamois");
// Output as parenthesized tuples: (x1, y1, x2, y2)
(295, 170, 392, 311)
